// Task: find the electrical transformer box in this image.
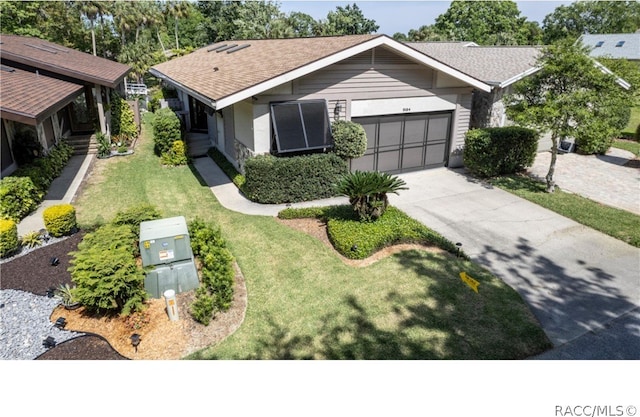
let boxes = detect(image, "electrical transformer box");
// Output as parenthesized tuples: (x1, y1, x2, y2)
(139, 216, 199, 298)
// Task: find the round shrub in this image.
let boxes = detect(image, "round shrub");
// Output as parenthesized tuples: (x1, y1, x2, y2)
(161, 140, 188, 166)
(0, 219, 19, 258)
(331, 120, 367, 160)
(0, 176, 42, 221)
(43, 204, 77, 237)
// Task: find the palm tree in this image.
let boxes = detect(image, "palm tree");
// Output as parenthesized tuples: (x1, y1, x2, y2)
(335, 171, 408, 222)
(165, 1, 191, 50)
(79, 1, 100, 55)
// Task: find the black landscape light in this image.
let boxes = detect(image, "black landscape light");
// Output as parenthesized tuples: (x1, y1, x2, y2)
(46, 287, 56, 298)
(351, 244, 358, 252)
(54, 317, 67, 329)
(39, 229, 50, 242)
(455, 242, 462, 258)
(50, 257, 59, 266)
(130, 333, 141, 352)
(43, 336, 56, 348)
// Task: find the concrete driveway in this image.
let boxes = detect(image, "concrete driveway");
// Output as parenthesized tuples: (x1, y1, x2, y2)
(389, 168, 640, 358)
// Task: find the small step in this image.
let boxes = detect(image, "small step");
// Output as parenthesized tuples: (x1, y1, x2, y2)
(65, 134, 97, 155)
(186, 133, 212, 157)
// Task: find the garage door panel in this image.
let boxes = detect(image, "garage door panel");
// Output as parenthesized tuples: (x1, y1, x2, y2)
(425, 143, 447, 166)
(378, 118, 402, 147)
(377, 150, 400, 172)
(401, 146, 425, 170)
(351, 112, 451, 173)
(351, 152, 376, 171)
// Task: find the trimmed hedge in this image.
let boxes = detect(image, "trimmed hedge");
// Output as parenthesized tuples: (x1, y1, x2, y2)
(0, 176, 42, 222)
(463, 127, 538, 177)
(243, 153, 348, 204)
(43, 204, 77, 237)
(0, 219, 19, 258)
(2, 141, 74, 221)
(278, 205, 461, 260)
(160, 140, 188, 166)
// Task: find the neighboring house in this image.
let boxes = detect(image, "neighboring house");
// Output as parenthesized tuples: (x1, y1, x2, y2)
(0, 35, 130, 177)
(150, 34, 492, 173)
(579, 33, 640, 63)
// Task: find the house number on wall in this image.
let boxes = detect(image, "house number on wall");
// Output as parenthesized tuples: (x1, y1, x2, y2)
(402, 108, 411, 112)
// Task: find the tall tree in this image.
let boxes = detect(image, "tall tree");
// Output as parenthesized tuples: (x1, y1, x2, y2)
(542, 1, 640, 44)
(165, 0, 192, 49)
(505, 40, 631, 192)
(79, 1, 100, 55)
(320, 3, 379, 35)
(434, 0, 541, 45)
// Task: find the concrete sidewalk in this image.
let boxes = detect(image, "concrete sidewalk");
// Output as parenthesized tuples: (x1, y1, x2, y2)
(17, 153, 94, 236)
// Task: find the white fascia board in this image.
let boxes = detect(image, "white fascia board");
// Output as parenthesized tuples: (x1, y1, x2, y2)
(498, 66, 543, 89)
(216, 35, 492, 110)
(593, 60, 631, 90)
(148, 68, 217, 109)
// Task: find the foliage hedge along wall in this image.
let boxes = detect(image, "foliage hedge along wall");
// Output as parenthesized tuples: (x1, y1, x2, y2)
(463, 126, 538, 177)
(0, 141, 74, 222)
(243, 153, 348, 204)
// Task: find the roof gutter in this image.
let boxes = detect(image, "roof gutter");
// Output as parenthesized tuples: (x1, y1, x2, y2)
(148, 68, 217, 110)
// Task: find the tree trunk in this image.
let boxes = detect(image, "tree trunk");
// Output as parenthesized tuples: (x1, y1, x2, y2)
(156, 28, 166, 54)
(175, 17, 179, 50)
(91, 29, 96, 56)
(546, 133, 558, 193)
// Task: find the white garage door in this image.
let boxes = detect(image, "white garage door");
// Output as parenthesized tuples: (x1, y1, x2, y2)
(350, 112, 452, 173)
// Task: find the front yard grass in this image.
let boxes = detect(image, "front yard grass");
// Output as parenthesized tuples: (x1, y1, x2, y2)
(612, 138, 640, 157)
(490, 175, 640, 248)
(72, 113, 552, 359)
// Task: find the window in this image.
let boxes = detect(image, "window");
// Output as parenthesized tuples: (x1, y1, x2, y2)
(271, 100, 332, 154)
(616, 41, 625, 47)
(595, 41, 604, 48)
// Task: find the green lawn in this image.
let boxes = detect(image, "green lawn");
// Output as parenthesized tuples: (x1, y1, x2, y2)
(612, 138, 640, 157)
(73, 113, 551, 359)
(621, 106, 640, 139)
(490, 175, 640, 248)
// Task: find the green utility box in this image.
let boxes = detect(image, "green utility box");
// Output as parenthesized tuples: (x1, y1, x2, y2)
(139, 216, 199, 298)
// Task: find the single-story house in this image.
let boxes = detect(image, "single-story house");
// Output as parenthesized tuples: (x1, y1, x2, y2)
(0, 34, 130, 177)
(579, 33, 640, 63)
(150, 34, 494, 173)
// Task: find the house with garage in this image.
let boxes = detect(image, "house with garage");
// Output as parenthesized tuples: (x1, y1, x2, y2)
(0, 35, 130, 177)
(150, 34, 493, 174)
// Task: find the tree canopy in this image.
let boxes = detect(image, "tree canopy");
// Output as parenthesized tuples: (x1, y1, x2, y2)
(505, 40, 633, 192)
(542, 0, 640, 44)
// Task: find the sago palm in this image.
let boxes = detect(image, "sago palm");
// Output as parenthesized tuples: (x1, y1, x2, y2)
(335, 171, 408, 221)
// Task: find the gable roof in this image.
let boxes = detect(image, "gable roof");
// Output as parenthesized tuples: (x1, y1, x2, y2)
(579, 33, 640, 60)
(150, 34, 491, 110)
(0, 34, 130, 88)
(407, 42, 542, 88)
(0, 65, 84, 125)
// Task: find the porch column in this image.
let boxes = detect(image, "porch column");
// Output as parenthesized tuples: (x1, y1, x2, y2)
(94, 84, 107, 135)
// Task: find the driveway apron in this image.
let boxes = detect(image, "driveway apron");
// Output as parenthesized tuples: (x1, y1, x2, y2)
(389, 168, 640, 354)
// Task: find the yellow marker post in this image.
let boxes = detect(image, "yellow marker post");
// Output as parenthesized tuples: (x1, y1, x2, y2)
(459, 272, 480, 293)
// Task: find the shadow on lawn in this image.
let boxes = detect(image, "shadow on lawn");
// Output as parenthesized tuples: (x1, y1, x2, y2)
(197, 250, 552, 360)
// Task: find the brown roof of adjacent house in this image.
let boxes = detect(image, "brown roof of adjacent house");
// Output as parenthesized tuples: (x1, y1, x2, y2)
(0, 34, 130, 88)
(151, 34, 381, 105)
(407, 42, 541, 87)
(0, 65, 84, 125)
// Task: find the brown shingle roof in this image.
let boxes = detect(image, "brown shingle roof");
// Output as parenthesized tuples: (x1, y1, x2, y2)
(408, 42, 541, 87)
(151, 35, 381, 103)
(0, 65, 83, 125)
(0, 34, 130, 88)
